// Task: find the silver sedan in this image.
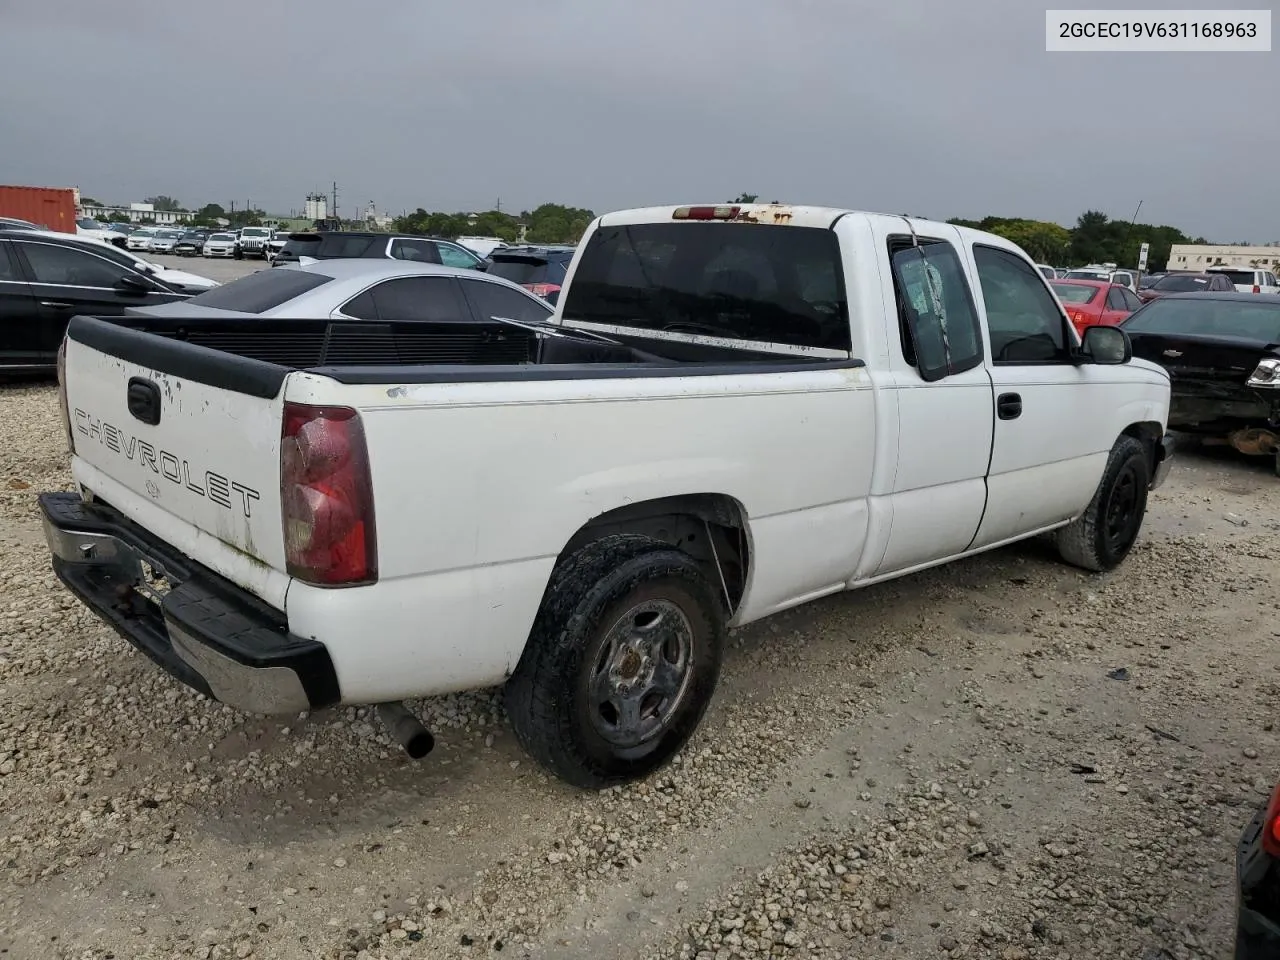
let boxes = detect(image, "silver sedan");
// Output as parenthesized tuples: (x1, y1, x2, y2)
(129, 259, 556, 326)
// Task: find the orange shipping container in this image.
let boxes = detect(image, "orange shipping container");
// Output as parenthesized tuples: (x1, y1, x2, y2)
(0, 184, 78, 234)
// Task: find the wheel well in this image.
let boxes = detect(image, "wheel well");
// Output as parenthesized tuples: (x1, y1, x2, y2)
(559, 494, 750, 614)
(1122, 421, 1164, 474)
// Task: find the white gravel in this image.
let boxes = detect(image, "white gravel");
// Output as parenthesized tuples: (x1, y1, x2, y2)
(1, 381, 1276, 960)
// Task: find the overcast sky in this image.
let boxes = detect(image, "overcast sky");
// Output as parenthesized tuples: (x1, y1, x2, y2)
(0, 0, 1273, 241)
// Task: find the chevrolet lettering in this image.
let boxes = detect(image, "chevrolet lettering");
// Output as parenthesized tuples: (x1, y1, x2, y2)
(72, 408, 261, 518)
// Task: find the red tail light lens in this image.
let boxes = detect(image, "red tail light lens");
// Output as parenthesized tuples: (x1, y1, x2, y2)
(56, 335, 73, 453)
(1253, 285, 1261, 294)
(280, 402, 377, 586)
(1263, 782, 1280, 858)
(525, 283, 561, 299)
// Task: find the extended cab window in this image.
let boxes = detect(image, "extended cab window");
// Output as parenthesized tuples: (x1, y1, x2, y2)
(973, 245, 1071, 363)
(560, 222, 850, 352)
(887, 237, 983, 380)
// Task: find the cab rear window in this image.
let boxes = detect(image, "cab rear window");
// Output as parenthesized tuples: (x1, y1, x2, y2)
(183, 268, 332, 313)
(560, 222, 850, 351)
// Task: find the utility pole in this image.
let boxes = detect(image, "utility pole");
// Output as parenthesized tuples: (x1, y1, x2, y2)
(332, 181, 339, 223)
(1120, 200, 1143, 268)
(496, 197, 501, 212)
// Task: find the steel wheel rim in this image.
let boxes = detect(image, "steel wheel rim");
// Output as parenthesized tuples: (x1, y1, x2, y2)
(587, 599, 695, 749)
(1104, 462, 1141, 550)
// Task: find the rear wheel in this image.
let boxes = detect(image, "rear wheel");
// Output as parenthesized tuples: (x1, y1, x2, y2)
(504, 534, 725, 788)
(1056, 435, 1150, 572)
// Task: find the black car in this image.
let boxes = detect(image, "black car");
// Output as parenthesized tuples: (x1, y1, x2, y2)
(485, 244, 576, 305)
(271, 231, 484, 271)
(1121, 292, 1280, 474)
(1236, 780, 1280, 958)
(173, 230, 210, 257)
(0, 229, 190, 371)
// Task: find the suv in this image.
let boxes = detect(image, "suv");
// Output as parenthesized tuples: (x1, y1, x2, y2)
(236, 226, 274, 259)
(485, 245, 576, 304)
(1207, 266, 1280, 295)
(271, 231, 484, 270)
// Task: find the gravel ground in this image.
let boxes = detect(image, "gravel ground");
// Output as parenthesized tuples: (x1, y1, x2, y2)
(0, 381, 1276, 960)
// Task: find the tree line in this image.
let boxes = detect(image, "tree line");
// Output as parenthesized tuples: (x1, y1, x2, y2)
(391, 203, 595, 245)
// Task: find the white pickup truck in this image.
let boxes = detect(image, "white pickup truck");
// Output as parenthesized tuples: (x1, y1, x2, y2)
(39, 203, 1174, 788)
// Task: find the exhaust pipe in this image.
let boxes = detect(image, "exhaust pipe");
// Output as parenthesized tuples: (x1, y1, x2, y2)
(377, 702, 434, 759)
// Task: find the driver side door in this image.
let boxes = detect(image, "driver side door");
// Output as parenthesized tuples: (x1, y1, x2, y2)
(10, 238, 188, 356)
(966, 243, 1114, 549)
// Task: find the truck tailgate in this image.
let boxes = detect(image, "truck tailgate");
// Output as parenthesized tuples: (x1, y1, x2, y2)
(63, 317, 290, 605)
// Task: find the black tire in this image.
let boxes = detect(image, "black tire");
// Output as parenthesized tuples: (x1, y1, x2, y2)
(504, 534, 726, 788)
(1056, 435, 1150, 572)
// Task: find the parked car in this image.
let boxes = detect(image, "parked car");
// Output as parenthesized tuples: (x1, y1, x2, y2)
(1109, 270, 1138, 292)
(173, 231, 210, 257)
(456, 236, 510, 259)
(37, 203, 1173, 789)
(104, 223, 136, 248)
(15, 229, 219, 296)
(0, 217, 40, 231)
(271, 231, 484, 270)
(75, 217, 115, 245)
(1236, 777, 1280, 958)
(236, 226, 274, 259)
(1137, 271, 1237, 302)
(264, 232, 289, 262)
(485, 244, 576, 304)
(202, 232, 239, 258)
(1035, 263, 1056, 280)
(1206, 266, 1280, 295)
(0, 227, 191, 371)
(147, 229, 184, 255)
(130, 259, 554, 328)
(1138, 272, 1165, 289)
(1050, 279, 1142, 337)
(126, 227, 159, 252)
(1122, 292, 1280, 473)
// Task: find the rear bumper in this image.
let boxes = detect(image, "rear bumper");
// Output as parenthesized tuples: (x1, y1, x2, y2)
(38, 491, 339, 714)
(1150, 433, 1175, 490)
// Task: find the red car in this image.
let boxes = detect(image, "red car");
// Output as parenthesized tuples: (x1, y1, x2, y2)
(1236, 777, 1280, 957)
(1049, 279, 1142, 337)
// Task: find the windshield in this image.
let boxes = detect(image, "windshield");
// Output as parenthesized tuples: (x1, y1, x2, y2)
(1208, 270, 1256, 285)
(76, 218, 103, 230)
(488, 256, 565, 286)
(1124, 298, 1280, 341)
(1051, 283, 1099, 304)
(182, 267, 333, 313)
(1152, 274, 1212, 291)
(561, 222, 850, 351)
(209, 233, 235, 241)
(1064, 270, 1109, 281)
(240, 228, 271, 237)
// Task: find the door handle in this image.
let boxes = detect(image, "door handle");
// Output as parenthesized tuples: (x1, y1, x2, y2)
(997, 392, 1022, 420)
(40, 301, 73, 309)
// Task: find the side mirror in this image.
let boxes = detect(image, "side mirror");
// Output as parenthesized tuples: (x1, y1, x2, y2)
(1081, 325, 1131, 364)
(116, 273, 152, 294)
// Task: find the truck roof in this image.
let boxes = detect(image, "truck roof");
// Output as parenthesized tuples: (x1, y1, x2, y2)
(597, 204, 985, 239)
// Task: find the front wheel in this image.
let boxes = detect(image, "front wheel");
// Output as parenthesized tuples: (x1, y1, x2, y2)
(504, 534, 725, 788)
(1056, 435, 1151, 572)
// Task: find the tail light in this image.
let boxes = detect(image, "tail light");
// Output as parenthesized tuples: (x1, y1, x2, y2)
(1253, 284, 1261, 294)
(280, 402, 377, 586)
(525, 283, 561, 300)
(56, 335, 73, 453)
(1263, 782, 1280, 858)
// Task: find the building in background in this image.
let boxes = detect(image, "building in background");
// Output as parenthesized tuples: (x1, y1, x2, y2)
(304, 193, 328, 222)
(1167, 243, 1280, 271)
(78, 200, 191, 225)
